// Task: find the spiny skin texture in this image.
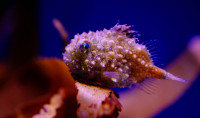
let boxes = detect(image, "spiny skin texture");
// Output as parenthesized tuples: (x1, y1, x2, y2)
(63, 24, 184, 87)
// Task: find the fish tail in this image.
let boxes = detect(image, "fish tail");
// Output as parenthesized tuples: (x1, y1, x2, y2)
(163, 71, 187, 83)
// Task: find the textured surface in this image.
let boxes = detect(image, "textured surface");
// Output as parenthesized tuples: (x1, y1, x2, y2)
(76, 82, 121, 118)
(63, 24, 187, 88)
(63, 24, 166, 87)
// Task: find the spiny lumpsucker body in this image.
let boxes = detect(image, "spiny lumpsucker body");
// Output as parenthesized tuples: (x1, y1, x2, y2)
(63, 24, 186, 87)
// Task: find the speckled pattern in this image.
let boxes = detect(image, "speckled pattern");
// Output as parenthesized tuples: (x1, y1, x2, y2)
(63, 24, 186, 87)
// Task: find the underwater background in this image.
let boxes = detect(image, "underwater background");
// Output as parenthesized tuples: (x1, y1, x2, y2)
(0, 0, 200, 117)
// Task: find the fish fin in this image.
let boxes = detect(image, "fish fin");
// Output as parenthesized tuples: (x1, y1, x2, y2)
(136, 77, 159, 94)
(163, 72, 188, 83)
(103, 72, 120, 80)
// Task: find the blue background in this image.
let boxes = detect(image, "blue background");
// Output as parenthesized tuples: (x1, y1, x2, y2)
(0, 0, 199, 117)
(39, 0, 200, 117)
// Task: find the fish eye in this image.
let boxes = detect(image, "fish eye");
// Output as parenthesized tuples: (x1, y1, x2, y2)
(80, 41, 89, 52)
(83, 43, 89, 49)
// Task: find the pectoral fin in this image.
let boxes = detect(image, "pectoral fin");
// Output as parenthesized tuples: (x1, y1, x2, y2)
(103, 72, 120, 80)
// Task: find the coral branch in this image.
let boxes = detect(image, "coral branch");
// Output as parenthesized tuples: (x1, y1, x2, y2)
(76, 82, 121, 118)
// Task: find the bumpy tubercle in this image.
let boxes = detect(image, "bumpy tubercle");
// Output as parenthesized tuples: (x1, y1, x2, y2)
(63, 24, 187, 87)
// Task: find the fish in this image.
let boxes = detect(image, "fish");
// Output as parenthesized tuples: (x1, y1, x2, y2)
(63, 23, 187, 87)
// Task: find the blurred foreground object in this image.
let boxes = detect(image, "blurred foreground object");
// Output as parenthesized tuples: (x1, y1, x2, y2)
(0, 1, 78, 117)
(188, 35, 200, 65)
(0, 58, 77, 118)
(32, 88, 68, 118)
